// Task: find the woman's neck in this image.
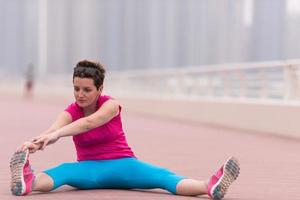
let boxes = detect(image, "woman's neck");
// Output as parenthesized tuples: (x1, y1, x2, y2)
(82, 98, 99, 116)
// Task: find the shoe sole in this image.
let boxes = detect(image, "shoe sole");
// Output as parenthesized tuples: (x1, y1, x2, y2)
(211, 156, 240, 200)
(10, 149, 29, 196)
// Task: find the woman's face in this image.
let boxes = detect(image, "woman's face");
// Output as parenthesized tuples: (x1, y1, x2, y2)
(73, 77, 102, 108)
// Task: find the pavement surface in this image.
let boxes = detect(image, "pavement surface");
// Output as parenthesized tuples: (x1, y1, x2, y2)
(1, 94, 299, 200)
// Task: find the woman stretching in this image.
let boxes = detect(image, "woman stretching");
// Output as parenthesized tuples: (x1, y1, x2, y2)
(10, 60, 240, 200)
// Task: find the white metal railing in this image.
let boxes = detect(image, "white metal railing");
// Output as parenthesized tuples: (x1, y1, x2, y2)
(106, 59, 300, 101)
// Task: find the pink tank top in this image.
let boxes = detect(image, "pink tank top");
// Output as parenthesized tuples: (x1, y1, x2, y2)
(64, 95, 136, 161)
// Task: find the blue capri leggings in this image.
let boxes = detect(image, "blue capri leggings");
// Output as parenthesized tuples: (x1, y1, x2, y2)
(43, 157, 185, 194)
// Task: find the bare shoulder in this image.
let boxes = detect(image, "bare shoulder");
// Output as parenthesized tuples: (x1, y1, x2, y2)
(61, 111, 73, 120)
(101, 99, 120, 111)
(108, 98, 120, 106)
(56, 111, 72, 123)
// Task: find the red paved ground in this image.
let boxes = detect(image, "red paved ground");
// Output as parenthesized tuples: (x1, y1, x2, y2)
(1, 94, 299, 200)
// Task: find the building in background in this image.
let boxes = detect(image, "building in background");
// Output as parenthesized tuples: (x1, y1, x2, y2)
(0, 0, 300, 78)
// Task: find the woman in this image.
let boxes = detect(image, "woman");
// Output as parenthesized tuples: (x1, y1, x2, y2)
(10, 60, 240, 199)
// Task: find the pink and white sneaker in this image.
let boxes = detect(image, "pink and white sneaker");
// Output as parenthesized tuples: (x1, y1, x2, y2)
(207, 156, 240, 200)
(10, 149, 35, 196)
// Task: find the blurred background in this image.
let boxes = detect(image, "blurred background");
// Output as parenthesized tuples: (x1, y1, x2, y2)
(1, 0, 300, 137)
(2, 2, 300, 199)
(1, 1, 300, 74)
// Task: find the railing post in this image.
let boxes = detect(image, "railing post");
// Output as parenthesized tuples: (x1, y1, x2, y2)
(284, 64, 300, 100)
(259, 68, 267, 99)
(238, 70, 246, 98)
(207, 72, 214, 97)
(222, 71, 229, 97)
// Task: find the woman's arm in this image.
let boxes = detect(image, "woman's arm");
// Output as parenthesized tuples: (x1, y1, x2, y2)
(33, 111, 73, 139)
(23, 111, 72, 152)
(34, 99, 120, 150)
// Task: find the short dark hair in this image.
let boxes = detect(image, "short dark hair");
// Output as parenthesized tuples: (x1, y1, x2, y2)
(73, 60, 106, 90)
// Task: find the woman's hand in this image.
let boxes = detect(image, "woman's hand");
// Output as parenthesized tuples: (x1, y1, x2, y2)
(32, 132, 60, 150)
(20, 141, 41, 154)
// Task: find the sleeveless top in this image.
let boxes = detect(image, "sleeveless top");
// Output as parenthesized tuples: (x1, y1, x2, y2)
(64, 95, 136, 161)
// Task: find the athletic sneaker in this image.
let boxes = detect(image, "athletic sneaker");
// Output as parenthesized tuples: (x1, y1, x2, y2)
(207, 156, 240, 200)
(10, 149, 35, 196)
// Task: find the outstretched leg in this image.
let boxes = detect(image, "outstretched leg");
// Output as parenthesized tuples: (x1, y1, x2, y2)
(176, 156, 240, 198)
(32, 173, 54, 192)
(176, 179, 208, 196)
(10, 150, 239, 199)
